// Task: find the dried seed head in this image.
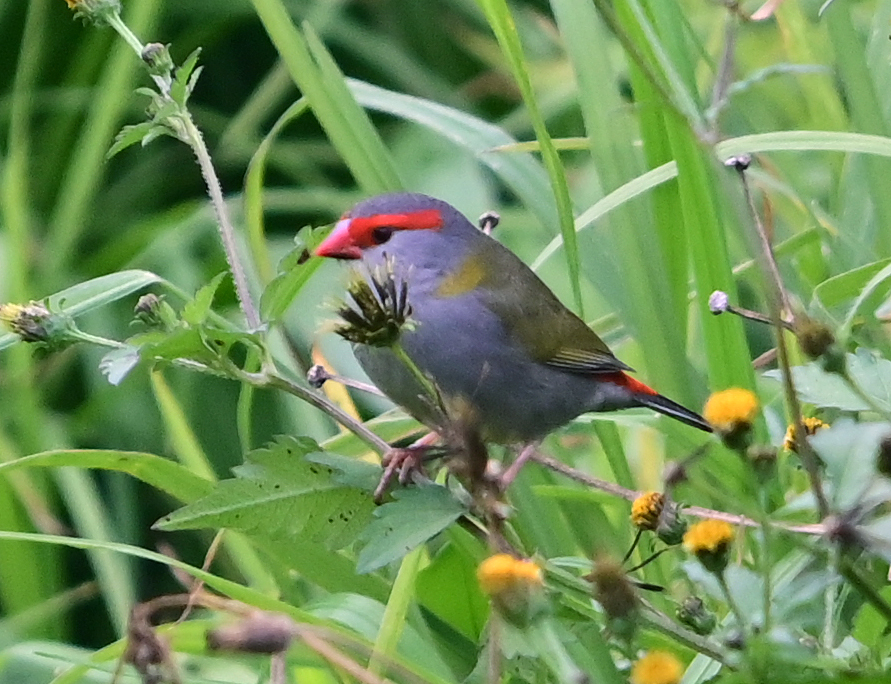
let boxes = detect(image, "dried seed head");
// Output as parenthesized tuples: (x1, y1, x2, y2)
(334, 258, 412, 347)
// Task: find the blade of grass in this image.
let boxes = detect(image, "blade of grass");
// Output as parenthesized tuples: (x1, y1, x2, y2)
(532, 130, 891, 272)
(477, 0, 582, 314)
(347, 79, 557, 231)
(243, 98, 311, 286)
(551, 0, 695, 400)
(1, 0, 64, 636)
(824, 2, 891, 255)
(248, 0, 400, 193)
(43, 0, 162, 280)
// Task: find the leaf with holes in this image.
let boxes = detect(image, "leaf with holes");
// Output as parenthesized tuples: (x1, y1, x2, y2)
(356, 484, 467, 573)
(156, 436, 375, 549)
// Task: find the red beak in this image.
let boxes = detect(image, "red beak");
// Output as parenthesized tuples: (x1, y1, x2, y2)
(315, 219, 362, 260)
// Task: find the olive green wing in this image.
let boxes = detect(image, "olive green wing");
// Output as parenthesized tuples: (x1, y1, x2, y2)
(441, 241, 632, 375)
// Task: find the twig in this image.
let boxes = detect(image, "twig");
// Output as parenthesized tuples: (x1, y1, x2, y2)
(528, 449, 825, 535)
(262, 372, 390, 455)
(730, 157, 830, 519)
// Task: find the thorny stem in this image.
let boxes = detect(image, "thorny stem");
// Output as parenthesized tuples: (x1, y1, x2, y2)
(103, 9, 261, 332)
(733, 161, 830, 520)
(182, 115, 261, 330)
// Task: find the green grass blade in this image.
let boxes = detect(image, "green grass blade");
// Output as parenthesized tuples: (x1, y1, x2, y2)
(477, 0, 582, 313)
(348, 79, 557, 230)
(43, 0, 162, 279)
(249, 0, 400, 193)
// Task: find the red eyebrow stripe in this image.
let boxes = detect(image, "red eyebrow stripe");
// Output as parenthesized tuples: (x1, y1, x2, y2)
(350, 209, 443, 232)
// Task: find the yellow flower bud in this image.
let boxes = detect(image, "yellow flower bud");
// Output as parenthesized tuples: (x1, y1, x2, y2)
(783, 417, 829, 453)
(630, 650, 684, 684)
(631, 491, 664, 531)
(683, 519, 734, 574)
(703, 388, 759, 449)
(477, 554, 543, 624)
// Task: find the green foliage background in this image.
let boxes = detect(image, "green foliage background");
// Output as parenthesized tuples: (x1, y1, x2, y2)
(2, 0, 891, 682)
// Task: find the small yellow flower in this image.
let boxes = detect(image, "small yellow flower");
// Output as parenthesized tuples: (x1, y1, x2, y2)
(65, 0, 79, 8)
(478, 553, 545, 625)
(703, 388, 759, 449)
(631, 492, 664, 531)
(684, 519, 734, 573)
(703, 388, 758, 433)
(783, 417, 829, 453)
(477, 554, 542, 596)
(630, 650, 684, 684)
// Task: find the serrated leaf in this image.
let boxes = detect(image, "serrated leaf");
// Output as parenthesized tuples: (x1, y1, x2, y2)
(181, 272, 228, 326)
(107, 122, 156, 158)
(156, 436, 374, 549)
(764, 350, 891, 412)
(171, 48, 202, 106)
(186, 66, 204, 102)
(356, 484, 467, 573)
(306, 451, 381, 492)
(142, 126, 173, 147)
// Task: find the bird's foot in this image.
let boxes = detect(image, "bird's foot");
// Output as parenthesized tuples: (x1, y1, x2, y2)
(374, 435, 443, 502)
(498, 442, 539, 492)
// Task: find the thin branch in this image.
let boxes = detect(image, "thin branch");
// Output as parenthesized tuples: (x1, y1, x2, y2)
(731, 158, 830, 519)
(528, 450, 824, 535)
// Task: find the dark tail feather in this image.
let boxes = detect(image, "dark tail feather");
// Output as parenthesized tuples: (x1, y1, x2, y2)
(636, 393, 712, 432)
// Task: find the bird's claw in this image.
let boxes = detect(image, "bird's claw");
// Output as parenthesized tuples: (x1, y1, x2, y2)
(374, 446, 432, 503)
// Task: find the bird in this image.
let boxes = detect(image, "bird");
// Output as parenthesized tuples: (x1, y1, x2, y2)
(315, 192, 711, 446)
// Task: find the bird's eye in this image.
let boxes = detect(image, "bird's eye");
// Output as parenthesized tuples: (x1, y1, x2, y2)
(371, 227, 393, 245)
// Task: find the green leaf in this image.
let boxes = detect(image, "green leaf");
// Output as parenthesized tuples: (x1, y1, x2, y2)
(416, 541, 489, 641)
(306, 451, 382, 492)
(764, 350, 891, 412)
(181, 272, 228, 326)
(249, 0, 399, 193)
(812, 259, 891, 321)
(0, 450, 214, 503)
(138, 326, 262, 370)
(348, 79, 557, 232)
(477, 0, 581, 313)
(171, 48, 202, 106)
(157, 436, 375, 549)
(47, 270, 162, 318)
(107, 121, 156, 158)
(259, 229, 325, 323)
(811, 421, 891, 511)
(356, 484, 467, 574)
(841, 260, 891, 338)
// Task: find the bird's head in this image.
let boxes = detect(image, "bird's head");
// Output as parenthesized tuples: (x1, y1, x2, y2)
(315, 192, 475, 260)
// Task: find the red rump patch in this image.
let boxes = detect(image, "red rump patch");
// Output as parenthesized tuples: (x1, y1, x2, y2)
(601, 372, 658, 396)
(349, 209, 443, 235)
